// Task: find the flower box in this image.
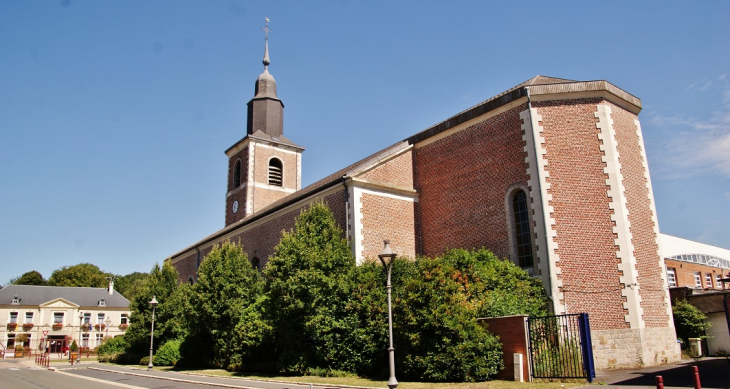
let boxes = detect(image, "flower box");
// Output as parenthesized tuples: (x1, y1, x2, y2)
(93, 324, 107, 331)
(52, 323, 63, 330)
(118, 323, 128, 330)
(6, 323, 18, 331)
(21, 323, 34, 330)
(81, 323, 91, 331)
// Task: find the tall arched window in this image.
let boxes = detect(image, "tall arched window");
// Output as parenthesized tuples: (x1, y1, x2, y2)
(268, 158, 282, 186)
(233, 159, 242, 188)
(252, 257, 261, 273)
(512, 190, 534, 268)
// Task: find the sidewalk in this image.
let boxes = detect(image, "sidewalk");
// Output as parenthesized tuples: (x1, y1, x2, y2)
(579, 358, 730, 389)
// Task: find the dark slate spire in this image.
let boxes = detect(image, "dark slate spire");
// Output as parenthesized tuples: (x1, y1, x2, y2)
(247, 17, 283, 138)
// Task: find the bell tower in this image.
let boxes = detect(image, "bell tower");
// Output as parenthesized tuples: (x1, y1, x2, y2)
(225, 18, 304, 226)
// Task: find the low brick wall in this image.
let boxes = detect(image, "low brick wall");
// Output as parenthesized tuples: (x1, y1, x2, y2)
(478, 315, 530, 381)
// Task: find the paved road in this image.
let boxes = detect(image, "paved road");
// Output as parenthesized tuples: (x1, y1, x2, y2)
(60, 364, 369, 389)
(578, 358, 730, 389)
(0, 361, 125, 389)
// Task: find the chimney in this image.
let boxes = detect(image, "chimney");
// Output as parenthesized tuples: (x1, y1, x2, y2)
(108, 277, 114, 295)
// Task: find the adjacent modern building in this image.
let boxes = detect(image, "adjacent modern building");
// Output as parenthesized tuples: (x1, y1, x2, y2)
(167, 34, 685, 369)
(1, 280, 130, 356)
(661, 234, 730, 290)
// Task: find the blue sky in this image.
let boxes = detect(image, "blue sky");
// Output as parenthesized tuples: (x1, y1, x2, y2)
(1, 1, 729, 282)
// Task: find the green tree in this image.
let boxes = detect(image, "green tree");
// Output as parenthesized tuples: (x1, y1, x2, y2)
(11, 270, 47, 286)
(47, 263, 110, 287)
(124, 261, 186, 358)
(673, 299, 711, 348)
(264, 201, 357, 373)
(183, 241, 268, 369)
(114, 272, 150, 301)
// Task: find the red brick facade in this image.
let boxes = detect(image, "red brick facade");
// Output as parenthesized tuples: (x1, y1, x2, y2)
(169, 76, 681, 369)
(535, 98, 628, 330)
(414, 104, 529, 260)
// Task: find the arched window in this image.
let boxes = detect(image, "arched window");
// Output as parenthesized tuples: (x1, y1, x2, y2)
(187, 275, 195, 285)
(252, 257, 261, 273)
(512, 190, 534, 268)
(268, 158, 283, 186)
(233, 159, 242, 188)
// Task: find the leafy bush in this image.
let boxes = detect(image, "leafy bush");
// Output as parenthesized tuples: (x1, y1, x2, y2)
(97, 335, 128, 363)
(673, 299, 711, 348)
(154, 339, 182, 366)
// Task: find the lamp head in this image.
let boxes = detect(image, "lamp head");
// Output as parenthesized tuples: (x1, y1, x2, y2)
(378, 240, 397, 267)
(149, 295, 158, 308)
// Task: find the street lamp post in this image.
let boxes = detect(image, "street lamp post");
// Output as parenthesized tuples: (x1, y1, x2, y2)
(77, 312, 83, 363)
(105, 317, 111, 338)
(148, 295, 158, 370)
(378, 240, 398, 389)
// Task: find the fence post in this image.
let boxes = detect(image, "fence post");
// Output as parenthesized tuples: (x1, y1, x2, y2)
(578, 313, 596, 383)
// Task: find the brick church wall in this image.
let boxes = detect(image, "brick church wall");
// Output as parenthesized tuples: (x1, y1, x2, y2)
(414, 104, 530, 260)
(534, 98, 628, 331)
(226, 147, 249, 226)
(360, 193, 416, 260)
(608, 101, 670, 327)
(359, 150, 414, 189)
(173, 188, 349, 282)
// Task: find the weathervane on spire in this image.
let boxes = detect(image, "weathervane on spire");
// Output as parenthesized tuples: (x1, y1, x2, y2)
(261, 16, 271, 68)
(262, 16, 271, 41)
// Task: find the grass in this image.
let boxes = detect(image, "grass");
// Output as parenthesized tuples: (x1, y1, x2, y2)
(138, 366, 587, 389)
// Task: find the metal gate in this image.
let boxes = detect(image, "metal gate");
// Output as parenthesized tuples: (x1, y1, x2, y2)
(527, 313, 595, 382)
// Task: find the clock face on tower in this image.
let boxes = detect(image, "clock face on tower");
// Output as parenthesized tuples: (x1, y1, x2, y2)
(232, 200, 239, 214)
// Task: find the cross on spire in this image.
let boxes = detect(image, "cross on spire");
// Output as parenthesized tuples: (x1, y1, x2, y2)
(261, 16, 271, 68)
(262, 16, 271, 40)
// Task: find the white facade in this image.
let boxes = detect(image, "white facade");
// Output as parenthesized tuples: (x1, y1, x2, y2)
(0, 284, 130, 356)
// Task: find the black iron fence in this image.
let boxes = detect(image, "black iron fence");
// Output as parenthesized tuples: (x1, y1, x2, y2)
(527, 313, 595, 382)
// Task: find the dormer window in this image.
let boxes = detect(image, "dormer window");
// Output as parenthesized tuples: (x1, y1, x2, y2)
(98, 299, 106, 307)
(268, 158, 282, 186)
(11, 295, 19, 305)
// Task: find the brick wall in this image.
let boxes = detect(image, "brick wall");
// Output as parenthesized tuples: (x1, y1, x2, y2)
(414, 104, 530, 260)
(535, 98, 628, 331)
(173, 189, 348, 282)
(478, 315, 530, 381)
(609, 101, 670, 327)
(359, 150, 414, 189)
(360, 193, 416, 260)
(665, 259, 730, 289)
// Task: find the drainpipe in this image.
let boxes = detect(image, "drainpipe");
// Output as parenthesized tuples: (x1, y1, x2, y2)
(525, 86, 557, 313)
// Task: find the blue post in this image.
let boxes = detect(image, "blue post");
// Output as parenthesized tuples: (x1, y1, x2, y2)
(578, 313, 596, 383)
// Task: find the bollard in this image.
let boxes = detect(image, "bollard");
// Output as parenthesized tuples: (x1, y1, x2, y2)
(71, 357, 74, 366)
(656, 375, 664, 389)
(692, 366, 701, 389)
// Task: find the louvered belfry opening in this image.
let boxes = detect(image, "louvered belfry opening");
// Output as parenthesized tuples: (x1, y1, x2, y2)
(268, 158, 283, 186)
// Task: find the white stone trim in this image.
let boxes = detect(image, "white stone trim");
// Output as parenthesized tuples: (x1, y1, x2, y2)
(350, 186, 365, 264)
(635, 118, 674, 326)
(349, 177, 418, 200)
(521, 109, 564, 314)
(296, 152, 302, 191)
(349, 144, 414, 178)
(246, 142, 255, 216)
(595, 104, 644, 329)
(251, 182, 297, 193)
(252, 141, 301, 155)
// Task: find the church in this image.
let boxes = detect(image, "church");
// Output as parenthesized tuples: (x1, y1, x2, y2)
(168, 33, 682, 369)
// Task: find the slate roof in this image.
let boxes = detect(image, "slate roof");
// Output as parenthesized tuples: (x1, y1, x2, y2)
(0, 285, 130, 308)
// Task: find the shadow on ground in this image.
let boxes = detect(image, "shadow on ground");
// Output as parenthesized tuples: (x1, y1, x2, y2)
(597, 358, 729, 388)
